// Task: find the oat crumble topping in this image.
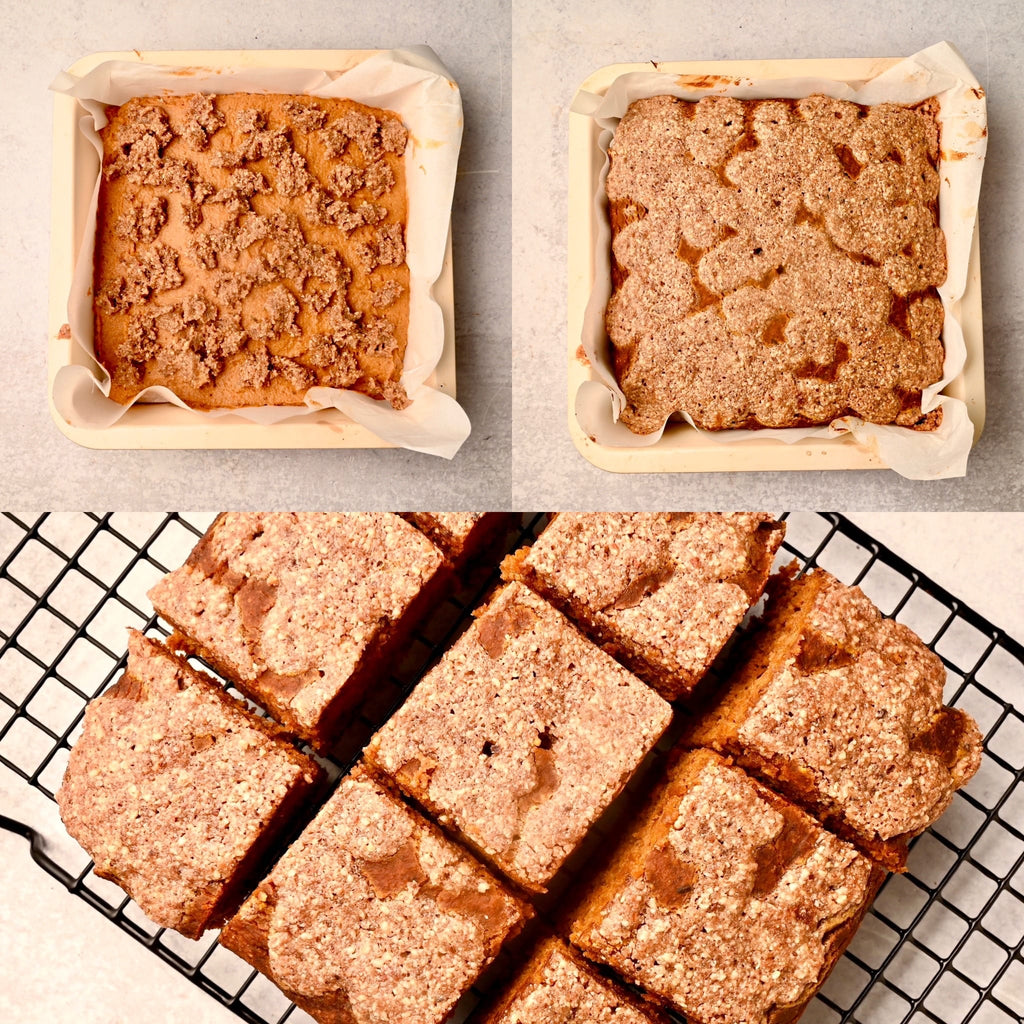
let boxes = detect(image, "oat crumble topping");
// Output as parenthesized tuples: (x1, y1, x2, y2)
(94, 92, 411, 409)
(606, 94, 947, 433)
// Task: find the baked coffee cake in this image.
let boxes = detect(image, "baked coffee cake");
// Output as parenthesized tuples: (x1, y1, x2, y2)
(690, 566, 983, 870)
(606, 94, 947, 433)
(57, 631, 323, 939)
(148, 512, 446, 751)
(477, 936, 670, 1024)
(570, 748, 886, 1024)
(503, 512, 785, 701)
(94, 93, 410, 408)
(220, 765, 528, 1024)
(366, 581, 672, 893)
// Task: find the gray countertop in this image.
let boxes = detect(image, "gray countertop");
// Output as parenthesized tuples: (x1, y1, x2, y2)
(1, 0, 1022, 509)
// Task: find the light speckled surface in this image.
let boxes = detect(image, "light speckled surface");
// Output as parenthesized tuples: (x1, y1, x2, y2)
(1, 0, 1022, 507)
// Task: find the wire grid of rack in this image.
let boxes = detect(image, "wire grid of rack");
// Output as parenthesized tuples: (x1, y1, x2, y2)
(1, 511, 1023, 1024)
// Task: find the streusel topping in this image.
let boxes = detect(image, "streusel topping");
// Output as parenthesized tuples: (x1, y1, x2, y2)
(516, 513, 783, 696)
(606, 94, 946, 433)
(739, 573, 983, 839)
(495, 942, 656, 1024)
(578, 758, 875, 1024)
(95, 93, 410, 409)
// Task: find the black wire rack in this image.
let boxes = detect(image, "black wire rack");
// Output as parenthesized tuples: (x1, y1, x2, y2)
(1, 512, 1023, 1024)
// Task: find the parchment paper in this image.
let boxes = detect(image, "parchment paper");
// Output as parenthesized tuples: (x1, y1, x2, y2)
(572, 42, 987, 480)
(50, 47, 470, 459)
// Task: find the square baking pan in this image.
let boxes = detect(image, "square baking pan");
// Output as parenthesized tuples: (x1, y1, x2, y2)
(48, 49, 456, 450)
(568, 57, 985, 473)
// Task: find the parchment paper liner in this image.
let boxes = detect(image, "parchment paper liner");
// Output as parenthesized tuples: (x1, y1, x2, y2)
(50, 47, 470, 459)
(572, 41, 986, 479)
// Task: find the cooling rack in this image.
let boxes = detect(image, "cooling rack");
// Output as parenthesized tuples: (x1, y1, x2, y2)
(1, 512, 1023, 1024)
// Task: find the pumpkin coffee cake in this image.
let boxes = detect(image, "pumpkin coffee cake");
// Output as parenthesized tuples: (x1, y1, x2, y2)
(606, 94, 947, 433)
(689, 565, 983, 870)
(94, 93, 410, 408)
(570, 748, 886, 1024)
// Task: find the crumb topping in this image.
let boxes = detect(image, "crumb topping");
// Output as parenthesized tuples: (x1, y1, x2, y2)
(606, 94, 947, 433)
(515, 513, 784, 699)
(367, 582, 672, 890)
(364, 159, 396, 197)
(252, 769, 523, 1021)
(147, 513, 444, 737)
(354, 222, 406, 272)
(55, 632, 316, 937)
(249, 285, 300, 342)
(372, 279, 405, 309)
(577, 757, 875, 1024)
(281, 98, 327, 131)
(114, 194, 167, 244)
(181, 93, 226, 150)
(739, 572, 983, 840)
(493, 942, 656, 1024)
(94, 93, 411, 409)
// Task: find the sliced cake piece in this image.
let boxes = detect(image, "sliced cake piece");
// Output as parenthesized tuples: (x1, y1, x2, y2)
(56, 630, 323, 939)
(148, 512, 447, 751)
(365, 580, 673, 893)
(689, 565, 983, 870)
(570, 748, 885, 1024)
(477, 935, 669, 1024)
(220, 764, 529, 1024)
(502, 512, 785, 701)
(401, 512, 518, 566)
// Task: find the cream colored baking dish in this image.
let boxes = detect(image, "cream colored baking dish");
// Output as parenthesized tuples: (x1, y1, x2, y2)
(568, 57, 985, 474)
(49, 49, 456, 450)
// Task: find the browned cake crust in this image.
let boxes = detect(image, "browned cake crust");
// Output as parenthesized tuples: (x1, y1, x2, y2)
(605, 94, 947, 434)
(94, 93, 410, 409)
(147, 513, 447, 752)
(688, 566, 983, 871)
(401, 513, 519, 566)
(476, 935, 669, 1024)
(219, 765, 529, 1024)
(569, 748, 886, 1024)
(502, 513, 785, 701)
(365, 581, 673, 893)
(56, 631, 323, 939)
